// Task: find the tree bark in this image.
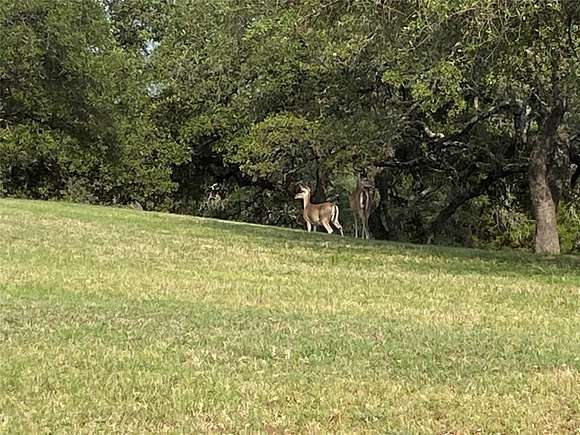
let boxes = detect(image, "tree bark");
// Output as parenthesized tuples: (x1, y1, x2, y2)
(528, 99, 565, 255)
(312, 166, 328, 203)
(570, 140, 580, 189)
(529, 141, 560, 254)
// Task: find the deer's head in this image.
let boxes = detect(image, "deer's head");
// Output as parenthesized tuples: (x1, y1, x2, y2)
(294, 185, 311, 200)
(356, 174, 374, 189)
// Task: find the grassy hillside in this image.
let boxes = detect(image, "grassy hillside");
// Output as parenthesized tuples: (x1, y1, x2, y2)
(1, 199, 579, 433)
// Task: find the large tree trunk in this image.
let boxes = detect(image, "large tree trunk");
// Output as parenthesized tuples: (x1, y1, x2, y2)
(528, 99, 565, 255)
(529, 139, 560, 254)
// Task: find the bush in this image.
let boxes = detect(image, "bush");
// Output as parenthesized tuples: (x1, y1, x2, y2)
(198, 182, 299, 227)
(557, 202, 580, 253)
(0, 125, 68, 199)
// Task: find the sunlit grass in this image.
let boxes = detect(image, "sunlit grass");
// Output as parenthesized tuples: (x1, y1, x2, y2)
(1, 199, 579, 433)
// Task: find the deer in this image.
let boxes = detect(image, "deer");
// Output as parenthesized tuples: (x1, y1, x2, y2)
(294, 185, 344, 236)
(349, 174, 373, 239)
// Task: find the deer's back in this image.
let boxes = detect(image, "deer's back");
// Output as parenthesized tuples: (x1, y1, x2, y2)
(305, 201, 334, 224)
(350, 189, 371, 214)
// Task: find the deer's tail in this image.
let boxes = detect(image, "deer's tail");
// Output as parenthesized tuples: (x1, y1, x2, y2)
(331, 204, 344, 236)
(331, 204, 339, 224)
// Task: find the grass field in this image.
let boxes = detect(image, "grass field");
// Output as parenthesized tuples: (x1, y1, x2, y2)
(0, 199, 579, 433)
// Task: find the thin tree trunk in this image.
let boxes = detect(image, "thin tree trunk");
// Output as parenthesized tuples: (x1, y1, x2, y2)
(571, 166, 580, 190)
(569, 142, 580, 190)
(312, 166, 327, 203)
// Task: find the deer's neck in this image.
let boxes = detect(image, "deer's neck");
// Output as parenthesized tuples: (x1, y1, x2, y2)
(302, 195, 311, 210)
(354, 186, 364, 205)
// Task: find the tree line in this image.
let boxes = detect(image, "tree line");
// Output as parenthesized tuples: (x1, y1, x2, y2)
(1, 0, 579, 254)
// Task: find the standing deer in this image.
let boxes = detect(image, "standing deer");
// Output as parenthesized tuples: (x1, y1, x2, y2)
(349, 174, 372, 239)
(294, 185, 344, 236)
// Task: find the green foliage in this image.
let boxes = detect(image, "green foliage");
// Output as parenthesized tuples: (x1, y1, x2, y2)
(199, 182, 298, 227)
(557, 202, 580, 253)
(0, 124, 68, 198)
(0, 0, 187, 208)
(230, 114, 320, 183)
(482, 204, 535, 250)
(456, 199, 580, 254)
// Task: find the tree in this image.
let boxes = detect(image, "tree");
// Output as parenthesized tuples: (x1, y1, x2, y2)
(2, 0, 578, 253)
(151, 0, 394, 214)
(0, 0, 187, 207)
(368, 0, 580, 253)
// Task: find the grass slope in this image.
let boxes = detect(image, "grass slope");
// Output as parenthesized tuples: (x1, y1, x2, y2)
(0, 199, 579, 433)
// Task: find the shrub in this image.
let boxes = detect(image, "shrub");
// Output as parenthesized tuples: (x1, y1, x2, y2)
(557, 202, 580, 253)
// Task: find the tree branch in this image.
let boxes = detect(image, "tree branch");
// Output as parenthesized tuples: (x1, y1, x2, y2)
(374, 157, 424, 168)
(427, 165, 523, 243)
(444, 100, 520, 142)
(377, 101, 525, 175)
(411, 120, 444, 138)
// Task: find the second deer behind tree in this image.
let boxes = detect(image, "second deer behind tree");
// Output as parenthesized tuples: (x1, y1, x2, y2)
(349, 175, 373, 239)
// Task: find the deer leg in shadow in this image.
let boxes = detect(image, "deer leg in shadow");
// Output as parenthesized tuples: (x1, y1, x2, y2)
(322, 222, 334, 234)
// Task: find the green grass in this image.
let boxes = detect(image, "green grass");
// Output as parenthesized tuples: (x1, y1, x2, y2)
(1, 199, 579, 434)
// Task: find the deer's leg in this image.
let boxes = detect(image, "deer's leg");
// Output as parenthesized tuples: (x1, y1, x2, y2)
(365, 216, 371, 239)
(333, 218, 344, 237)
(354, 215, 358, 238)
(322, 221, 334, 234)
(306, 221, 312, 232)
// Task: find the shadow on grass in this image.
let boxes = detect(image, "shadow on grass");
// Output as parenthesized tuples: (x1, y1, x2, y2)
(6, 199, 578, 285)
(193, 217, 580, 285)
